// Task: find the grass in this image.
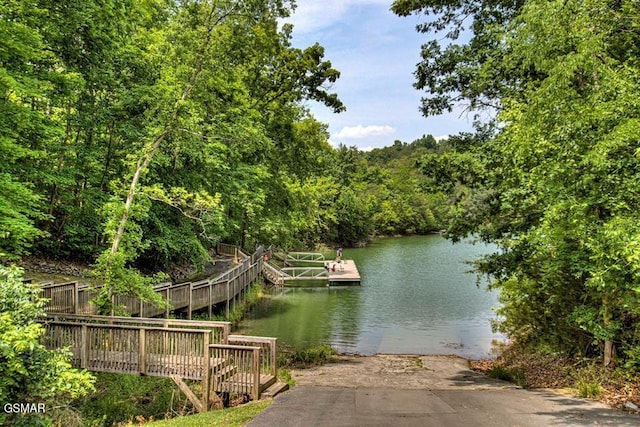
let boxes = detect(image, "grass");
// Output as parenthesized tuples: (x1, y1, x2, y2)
(140, 400, 272, 427)
(576, 380, 603, 399)
(277, 344, 338, 368)
(487, 365, 528, 387)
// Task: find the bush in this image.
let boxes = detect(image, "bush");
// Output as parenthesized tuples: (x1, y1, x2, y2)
(76, 373, 191, 426)
(0, 265, 95, 426)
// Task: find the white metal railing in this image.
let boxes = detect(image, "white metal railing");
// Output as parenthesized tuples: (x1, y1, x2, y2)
(285, 252, 325, 262)
(280, 267, 328, 280)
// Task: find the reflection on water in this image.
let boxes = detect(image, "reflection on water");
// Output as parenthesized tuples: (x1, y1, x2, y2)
(237, 235, 504, 358)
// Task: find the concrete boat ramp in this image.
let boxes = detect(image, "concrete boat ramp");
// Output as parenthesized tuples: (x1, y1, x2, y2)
(248, 354, 639, 426)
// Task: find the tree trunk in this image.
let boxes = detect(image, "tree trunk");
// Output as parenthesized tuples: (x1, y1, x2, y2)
(604, 339, 615, 368)
(603, 300, 615, 368)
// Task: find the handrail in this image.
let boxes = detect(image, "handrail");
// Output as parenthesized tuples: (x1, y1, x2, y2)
(229, 335, 277, 378)
(39, 244, 264, 317)
(45, 313, 231, 344)
(286, 252, 325, 262)
(262, 261, 285, 285)
(43, 321, 212, 379)
(209, 344, 261, 401)
(280, 266, 328, 279)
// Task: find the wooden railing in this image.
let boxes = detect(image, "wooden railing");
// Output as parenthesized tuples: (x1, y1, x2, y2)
(39, 245, 264, 318)
(229, 335, 277, 379)
(217, 243, 240, 258)
(43, 321, 212, 379)
(46, 314, 232, 344)
(280, 266, 328, 280)
(262, 261, 285, 285)
(42, 319, 278, 408)
(209, 344, 262, 401)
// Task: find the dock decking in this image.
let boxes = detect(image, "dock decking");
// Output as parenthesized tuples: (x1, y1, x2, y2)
(327, 260, 361, 284)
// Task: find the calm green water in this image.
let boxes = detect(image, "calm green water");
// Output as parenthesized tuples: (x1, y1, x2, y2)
(237, 235, 504, 358)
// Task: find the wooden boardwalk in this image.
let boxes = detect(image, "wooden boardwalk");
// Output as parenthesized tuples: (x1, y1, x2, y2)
(37, 243, 362, 410)
(39, 243, 264, 318)
(38, 244, 284, 411)
(43, 315, 278, 411)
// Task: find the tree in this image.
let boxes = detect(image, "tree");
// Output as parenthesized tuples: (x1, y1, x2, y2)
(0, 265, 94, 426)
(0, 0, 55, 259)
(391, 0, 525, 117)
(398, 0, 640, 367)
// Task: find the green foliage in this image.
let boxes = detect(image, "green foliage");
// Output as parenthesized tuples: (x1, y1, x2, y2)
(391, 0, 523, 116)
(278, 344, 338, 368)
(0, 265, 94, 426)
(142, 400, 272, 427)
(576, 380, 603, 399)
(76, 373, 184, 427)
(400, 0, 640, 367)
(486, 365, 527, 388)
(92, 250, 169, 315)
(277, 368, 295, 388)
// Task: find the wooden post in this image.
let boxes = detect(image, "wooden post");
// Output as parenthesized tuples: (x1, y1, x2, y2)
(80, 325, 88, 369)
(165, 289, 170, 318)
(208, 281, 212, 318)
(73, 282, 79, 314)
(225, 281, 230, 319)
(252, 347, 260, 401)
(271, 339, 277, 377)
(187, 283, 193, 320)
(139, 328, 146, 375)
(202, 333, 210, 410)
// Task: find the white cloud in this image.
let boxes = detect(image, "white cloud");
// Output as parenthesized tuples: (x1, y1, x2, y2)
(284, 0, 389, 34)
(334, 124, 395, 139)
(434, 135, 450, 142)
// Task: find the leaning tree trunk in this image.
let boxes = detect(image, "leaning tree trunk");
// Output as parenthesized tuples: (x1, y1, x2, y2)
(104, 2, 239, 315)
(108, 2, 231, 256)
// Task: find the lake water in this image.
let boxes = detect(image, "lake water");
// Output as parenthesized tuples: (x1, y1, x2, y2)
(237, 235, 505, 358)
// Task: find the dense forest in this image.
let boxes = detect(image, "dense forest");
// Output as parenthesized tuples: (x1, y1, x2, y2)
(1, 0, 454, 272)
(3, 0, 640, 424)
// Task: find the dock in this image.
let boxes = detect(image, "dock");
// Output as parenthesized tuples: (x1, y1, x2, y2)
(327, 260, 361, 284)
(262, 250, 361, 285)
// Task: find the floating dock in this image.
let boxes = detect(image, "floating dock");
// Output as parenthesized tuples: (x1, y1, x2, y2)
(263, 251, 361, 286)
(327, 260, 361, 284)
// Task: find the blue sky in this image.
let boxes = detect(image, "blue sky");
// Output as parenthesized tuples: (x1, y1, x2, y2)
(282, 0, 476, 150)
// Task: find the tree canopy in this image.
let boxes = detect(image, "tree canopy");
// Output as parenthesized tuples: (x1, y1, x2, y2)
(394, 0, 640, 367)
(1, 0, 462, 317)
